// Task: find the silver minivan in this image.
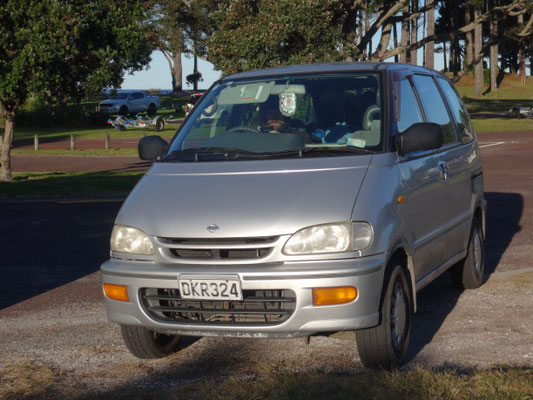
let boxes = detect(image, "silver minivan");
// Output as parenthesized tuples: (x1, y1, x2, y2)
(101, 62, 485, 368)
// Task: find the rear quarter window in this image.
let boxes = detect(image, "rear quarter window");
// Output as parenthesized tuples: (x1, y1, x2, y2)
(437, 77, 475, 144)
(411, 75, 458, 146)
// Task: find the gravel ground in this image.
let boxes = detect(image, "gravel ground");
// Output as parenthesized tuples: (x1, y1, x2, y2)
(1, 130, 532, 396)
(1, 268, 531, 396)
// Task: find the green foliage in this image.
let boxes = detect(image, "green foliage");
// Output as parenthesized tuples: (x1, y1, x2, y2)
(0, 0, 153, 113)
(14, 102, 109, 129)
(186, 72, 204, 87)
(207, 0, 352, 74)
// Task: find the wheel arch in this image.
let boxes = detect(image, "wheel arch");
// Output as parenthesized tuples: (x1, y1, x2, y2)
(386, 244, 417, 312)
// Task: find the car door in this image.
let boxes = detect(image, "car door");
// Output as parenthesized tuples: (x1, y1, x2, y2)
(129, 92, 144, 113)
(436, 76, 478, 260)
(410, 74, 466, 274)
(395, 76, 448, 282)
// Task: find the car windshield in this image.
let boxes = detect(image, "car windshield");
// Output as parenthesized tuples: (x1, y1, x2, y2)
(111, 93, 130, 99)
(168, 72, 383, 159)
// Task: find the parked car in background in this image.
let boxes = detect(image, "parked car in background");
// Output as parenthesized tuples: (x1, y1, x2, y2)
(101, 62, 486, 369)
(99, 90, 160, 116)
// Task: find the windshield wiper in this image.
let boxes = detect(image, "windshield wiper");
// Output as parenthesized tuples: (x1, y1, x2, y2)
(262, 146, 376, 158)
(161, 145, 375, 162)
(162, 147, 265, 162)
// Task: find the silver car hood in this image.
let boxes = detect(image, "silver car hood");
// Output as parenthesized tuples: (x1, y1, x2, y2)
(117, 156, 372, 238)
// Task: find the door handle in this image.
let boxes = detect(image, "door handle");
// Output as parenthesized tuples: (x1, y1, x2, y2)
(438, 162, 449, 182)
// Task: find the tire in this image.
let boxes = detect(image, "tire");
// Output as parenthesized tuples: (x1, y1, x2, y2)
(118, 106, 129, 116)
(120, 325, 182, 359)
(355, 264, 412, 369)
(154, 116, 165, 132)
(511, 107, 520, 119)
(451, 217, 485, 290)
(147, 103, 157, 116)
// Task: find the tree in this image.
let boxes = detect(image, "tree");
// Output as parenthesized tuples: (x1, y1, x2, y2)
(473, 2, 484, 97)
(207, 0, 350, 74)
(426, 0, 436, 69)
(0, 0, 152, 181)
(151, 1, 186, 93)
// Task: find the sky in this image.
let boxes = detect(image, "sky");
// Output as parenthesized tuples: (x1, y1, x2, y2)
(122, 51, 222, 91)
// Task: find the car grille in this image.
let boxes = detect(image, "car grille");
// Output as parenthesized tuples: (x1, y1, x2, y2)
(157, 236, 278, 261)
(140, 288, 296, 325)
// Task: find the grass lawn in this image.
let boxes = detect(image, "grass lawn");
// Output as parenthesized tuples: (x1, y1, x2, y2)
(0, 171, 144, 199)
(472, 118, 533, 132)
(13, 122, 180, 141)
(2, 362, 531, 400)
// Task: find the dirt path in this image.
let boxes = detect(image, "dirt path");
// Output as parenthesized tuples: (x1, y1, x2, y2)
(11, 154, 150, 173)
(1, 130, 532, 396)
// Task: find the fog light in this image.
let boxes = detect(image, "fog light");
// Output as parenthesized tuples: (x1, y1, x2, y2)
(104, 284, 129, 302)
(312, 286, 357, 306)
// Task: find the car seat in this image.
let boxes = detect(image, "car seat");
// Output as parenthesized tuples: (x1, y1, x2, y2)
(350, 105, 381, 147)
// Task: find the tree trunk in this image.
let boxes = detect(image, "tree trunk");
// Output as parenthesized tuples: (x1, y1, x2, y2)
(193, 54, 199, 91)
(172, 52, 182, 93)
(410, 0, 418, 65)
(400, 2, 410, 64)
(443, 39, 447, 72)
(0, 110, 15, 182)
(393, 17, 399, 63)
(465, 4, 473, 66)
(474, 5, 484, 97)
(365, 11, 371, 61)
(425, 0, 435, 69)
(489, 1, 498, 92)
(518, 13, 527, 86)
(162, 50, 183, 93)
(449, 0, 458, 74)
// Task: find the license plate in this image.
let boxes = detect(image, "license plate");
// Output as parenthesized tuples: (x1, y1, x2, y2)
(178, 276, 243, 301)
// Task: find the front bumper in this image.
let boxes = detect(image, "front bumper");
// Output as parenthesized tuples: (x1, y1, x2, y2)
(100, 254, 387, 338)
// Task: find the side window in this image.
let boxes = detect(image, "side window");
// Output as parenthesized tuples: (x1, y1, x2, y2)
(411, 75, 458, 146)
(397, 79, 424, 133)
(437, 77, 475, 144)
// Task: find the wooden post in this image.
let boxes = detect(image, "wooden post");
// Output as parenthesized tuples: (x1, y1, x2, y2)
(34, 134, 39, 151)
(70, 134, 75, 150)
(105, 133, 110, 150)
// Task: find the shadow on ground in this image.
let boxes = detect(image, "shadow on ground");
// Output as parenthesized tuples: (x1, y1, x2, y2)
(407, 191, 523, 363)
(0, 200, 122, 309)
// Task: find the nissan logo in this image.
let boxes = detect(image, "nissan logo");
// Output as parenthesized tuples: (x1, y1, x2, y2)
(207, 224, 220, 233)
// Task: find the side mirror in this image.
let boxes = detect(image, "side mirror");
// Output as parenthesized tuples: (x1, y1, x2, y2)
(395, 122, 443, 156)
(138, 135, 169, 161)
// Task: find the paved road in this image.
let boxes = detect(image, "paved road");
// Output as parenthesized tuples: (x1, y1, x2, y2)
(0, 200, 122, 309)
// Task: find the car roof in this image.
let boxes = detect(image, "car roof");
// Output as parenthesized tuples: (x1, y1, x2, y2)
(222, 62, 446, 81)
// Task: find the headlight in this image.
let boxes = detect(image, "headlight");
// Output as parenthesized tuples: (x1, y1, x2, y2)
(282, 222, 373, 255)
(111, 225, 154, 255)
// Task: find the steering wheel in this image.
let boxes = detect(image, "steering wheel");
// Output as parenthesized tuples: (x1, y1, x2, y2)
(226, 126, 259, 134)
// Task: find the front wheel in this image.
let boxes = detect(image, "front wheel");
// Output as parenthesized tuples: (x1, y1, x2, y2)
(118, 106, 129, 116)
(355, 264, 412, 369)
(154, 116, 165, 132)
(451, 217, 485, 290)
(120, 325, 182, 359)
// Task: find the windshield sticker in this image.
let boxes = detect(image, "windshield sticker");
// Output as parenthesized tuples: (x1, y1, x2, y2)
(218, 82, 273, 105)
(347, 137, 366, 148)
(279, 91, 296, 117)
